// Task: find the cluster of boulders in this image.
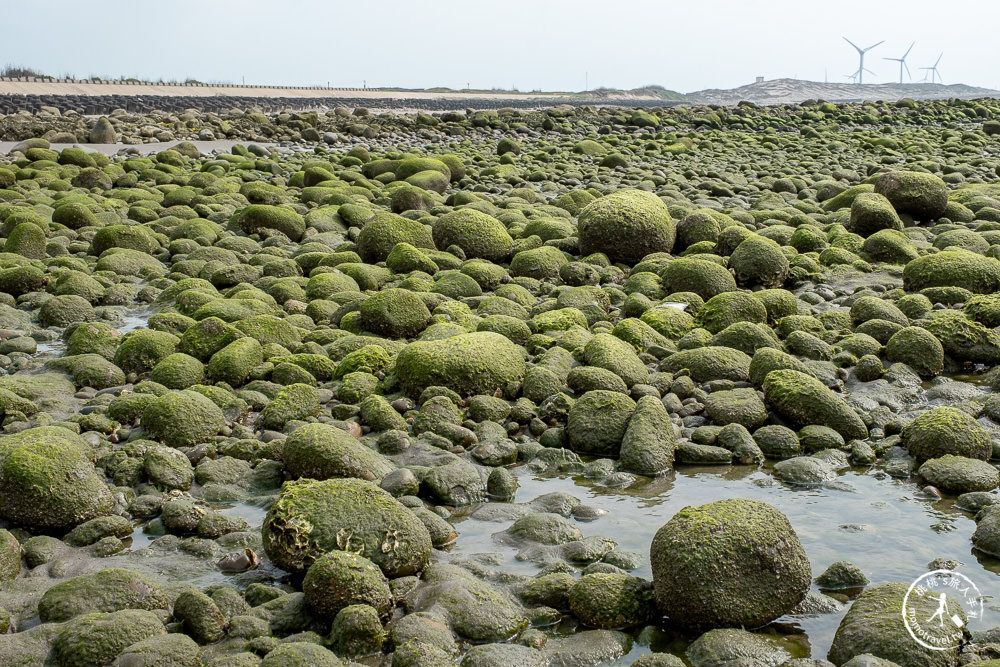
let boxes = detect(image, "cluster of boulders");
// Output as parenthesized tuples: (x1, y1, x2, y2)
(0, 96, 999, 665)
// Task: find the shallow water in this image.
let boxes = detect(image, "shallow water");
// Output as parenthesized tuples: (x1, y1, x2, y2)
(445, 463, 1000, 663)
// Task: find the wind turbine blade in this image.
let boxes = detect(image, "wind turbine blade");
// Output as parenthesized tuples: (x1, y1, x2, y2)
(843, 37, 861, 52)
(903, 41, 915, 59)
(865, 40, 885, 51)
(863, 68, 876, 76)
(883, 57, 900, 62)
(904, 62, 911, 79)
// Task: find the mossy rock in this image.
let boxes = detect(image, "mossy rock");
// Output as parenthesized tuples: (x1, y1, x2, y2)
(728, 235, 789, 288)
(874, 170, 949, 220)
(901, 406, 992, 463)
(6, 222, 46, 259)
(848, 192, 903, 237)
(283, 422, 393, 482)
(510, 246, 569, 280)
(302, 549, 392, 618)
(178, 316, 241, 362)
(141, 389, 225, 446)
(650, 498, 810, 631)
(566, 390, 637, 457)
(432, 209, 513, 263)
(357, 212, 435, 263)
(52, 609, 165, 667)
(238, 205, 305, 241)
(827, 582, 962, 667)
(0, 426, 113, 532)
(114, 329, 179, 376)
(660, 258, 737, 300)
(149, 352, 204, 389)
(918, 454, 1000, 493)
(261, 477, 432, 576)
(919, 310, 1000, 363)
(39, 567, 170, 622)
(395, 331, 525, 398)
(884, 326, 944, 378)
(582, 333, 648, 387)
(260, 382, 321, 430)
(91, 224, 159, 255)
(117, 633, 202, 667)
(762, 369, 867, 440)
(578, 189, 675, 263)
(208, 337, 263, 386)
(661, 346, 751, 383)
(0, 264, 45, 296)
(902, 251, 1000, 294)
(696, 292, 767, 334)
(360, 288, 431, 338)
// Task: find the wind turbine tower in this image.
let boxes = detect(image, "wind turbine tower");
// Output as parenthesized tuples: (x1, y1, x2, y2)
(884, 42, 915, 84)
(843, 37, 884, 84)
(921, 53, 944, 84)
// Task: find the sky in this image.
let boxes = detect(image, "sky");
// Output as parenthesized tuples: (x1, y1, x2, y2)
(5, 1, 1000, 93)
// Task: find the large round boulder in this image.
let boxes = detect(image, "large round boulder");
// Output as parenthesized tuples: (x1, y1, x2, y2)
(141, 390, 225, 447)
(395, 332, 526, 398)
(0, 426, 113, 532)
(728, 235, 789, 288)
(578, 189, 675, 263)
(261, 477, 432, 576)
(432, 209, 513, 262)
(901, 406, 992, 463)
(360, 288, 431, 338)
(282, 423, 394, 482)
(762, 369, 868, 441)
(902, 251, 1000, 294)
(874, 170, 949, 220)
(302, 549, 393, 618)
(650, 498, 810, 630)
(566, 390, 637, 457)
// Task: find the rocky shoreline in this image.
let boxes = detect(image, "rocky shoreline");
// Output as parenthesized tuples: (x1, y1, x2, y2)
(0, 99, 998, 666)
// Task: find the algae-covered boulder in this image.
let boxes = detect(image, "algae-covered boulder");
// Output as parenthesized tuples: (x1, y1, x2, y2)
(302, 549, 392, 618)
(848, 192, 903, 237)
(918, 454, 1000, 493)
(568, 573, 655, 629)
(406, 563, 527, 642)
(360, 288, 431, 338)
(901, 406, 992, 463)
(38, 567, 170, 622)
(260, 382, 321, 430)
(261, 642, 344, 666)
(141, 389, 225, 446)
(650, 498, 810, 631)
(583, 333, 648, 387)
(696, 292, 767, 334)
(874, 170, 949, 220)
(578, 189, 675, 263)
(762, 369, 867, 440)
(902, 251, 1000, 294)
(149, 352, 204, 389)
(566, 390, 637, 457)
(828, 582, 963, 667)
(172, 589, 228, 644)
(207, 337, 263, 386)
(114, 329, 179, 376)
(620, 395, 676, 475)
(686, 628, 791, 667)
(238, 204, 305, 241)
(52, 609, 165, 667)
(661, 346, 751, 383)
(0, 426, 113, 532)
(262, 477, 432, 576)
(395, 332, 525, 398)
(177, 316, 240, 362)
(432, 209, 513, 262)
(357, 212, 435, 263)
(282, 423, 393, 482)
(919, 309, 1000, 363)
(117, 633, 202, 667)
(728, 235, 789, 288)
(884, 326, 944, 378)
(661, 257, 737, 300)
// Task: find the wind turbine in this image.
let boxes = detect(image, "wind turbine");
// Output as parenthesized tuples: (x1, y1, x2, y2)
(884, 42, 914, 84)
(844, 72, 859, 84)
(844, 37, 884, 84)
(921, 53, 944, 84)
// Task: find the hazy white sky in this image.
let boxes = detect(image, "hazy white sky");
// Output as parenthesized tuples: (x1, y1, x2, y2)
(6, 1, 999, 92)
